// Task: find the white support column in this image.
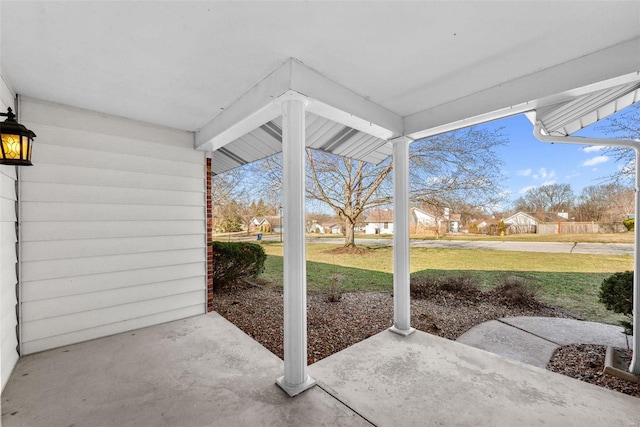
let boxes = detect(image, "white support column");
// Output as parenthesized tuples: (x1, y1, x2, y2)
(389, 136, 415, 336)
(276, 96, 316, 396)
(630, 148, 640, 375)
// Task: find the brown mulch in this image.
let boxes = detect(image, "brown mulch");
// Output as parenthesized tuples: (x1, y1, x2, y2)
(213, 281, 565, 361)
(547, 344, 639, 398)
(324, 246, 374, 255)
(213, 282, 638, 398)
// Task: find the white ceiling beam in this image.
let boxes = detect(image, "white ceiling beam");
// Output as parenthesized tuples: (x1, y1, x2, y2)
(405, 37, 640, 140)
(289, 60, 403, 140)
(195, 60, 292, 152)
(195, 59, 403, 152)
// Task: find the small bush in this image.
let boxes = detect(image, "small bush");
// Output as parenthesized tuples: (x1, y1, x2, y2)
(598, 271, 633, 335)
(486, 275, 541, 309)
(212, 242, 266, 289)
(623, 218, 635, 231)
(410, 276, 439, 299)
(411, 273, 481, 301)
(324, 274, 345, 303)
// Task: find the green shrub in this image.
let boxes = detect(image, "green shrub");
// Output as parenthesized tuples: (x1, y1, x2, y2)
(212, 242, 266, 289)
(623, 218, 634, 231)
(598, 271, 633, 334)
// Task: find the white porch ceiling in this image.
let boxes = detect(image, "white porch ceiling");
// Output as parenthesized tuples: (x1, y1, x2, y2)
(2, 1, 640, 164)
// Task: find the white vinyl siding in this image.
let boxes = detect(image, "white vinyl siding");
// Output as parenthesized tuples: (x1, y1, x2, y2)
(0, 80, 19, 390)
(0, 167, 18, 390)
(18, 97, 206, 355)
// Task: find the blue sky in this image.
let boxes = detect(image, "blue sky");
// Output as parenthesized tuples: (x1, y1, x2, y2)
(482, 112, 628, 206)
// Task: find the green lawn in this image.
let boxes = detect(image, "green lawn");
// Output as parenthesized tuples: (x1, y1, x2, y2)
(257, 242, 632, 325)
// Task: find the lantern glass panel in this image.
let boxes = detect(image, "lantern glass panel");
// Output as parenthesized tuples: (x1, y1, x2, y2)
(1, 133, 23, 160)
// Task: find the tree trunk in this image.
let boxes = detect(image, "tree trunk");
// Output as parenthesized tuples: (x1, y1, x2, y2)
(344, 219, 356, 247)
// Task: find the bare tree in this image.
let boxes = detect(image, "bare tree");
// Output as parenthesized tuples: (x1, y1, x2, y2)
(410, 127, 507, 213)
(514, 183, 575, 215)
(307, 150, 393, 247)
(249, 126, 506, 247)
(597, 103, 640, 184)
(211, 168, 246, 233)
(574, 183, 634, 223)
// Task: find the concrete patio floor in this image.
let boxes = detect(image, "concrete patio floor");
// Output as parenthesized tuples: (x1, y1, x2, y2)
(2, 313, 639, 426)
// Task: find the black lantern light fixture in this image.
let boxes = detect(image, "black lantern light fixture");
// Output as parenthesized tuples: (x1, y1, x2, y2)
(0, 107, 35, 166)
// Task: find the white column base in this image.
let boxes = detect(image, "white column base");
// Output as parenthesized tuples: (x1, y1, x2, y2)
(389, 326, 416, 336)
(276, 375, 317, 397)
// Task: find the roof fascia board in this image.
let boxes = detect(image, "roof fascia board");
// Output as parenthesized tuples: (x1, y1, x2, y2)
(405, 37, 640, 140)
(195, 60, 293, 152)
(289, 60, 403, 140)
(410, 71, 640, 140)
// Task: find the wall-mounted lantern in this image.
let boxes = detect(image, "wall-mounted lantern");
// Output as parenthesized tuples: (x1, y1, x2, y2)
(0, 107, 35, 166)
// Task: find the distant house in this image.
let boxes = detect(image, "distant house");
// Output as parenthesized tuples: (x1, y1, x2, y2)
(308, 221, 325, 233)
(364, 209, 394, 235)
(268, 216, 283, 233)
(411, 207, 437, 227)
(410, 207, 453, 235)
(328, 223, 343, 234)
(410, 207, 437, 235)
(249, 216, 282, 233)
(503, 212, 538, 234)
(249, 216, 270, 232)
(449, 213, 462, 233)
(473, 219, 501, 235)
(308, 221, 343, 234)
(365, 207, 455, 235)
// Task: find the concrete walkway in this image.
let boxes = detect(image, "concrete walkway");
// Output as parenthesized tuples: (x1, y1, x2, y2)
(457, 316, 632, 368)
(3, 313, 639, 426)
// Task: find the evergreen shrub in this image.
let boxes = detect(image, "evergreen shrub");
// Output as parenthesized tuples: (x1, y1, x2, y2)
(212, 242, 266, 289)
(598, 271, 633, 335)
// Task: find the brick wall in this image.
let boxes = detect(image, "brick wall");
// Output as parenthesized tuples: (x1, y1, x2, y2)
(207, 158, 213, 312)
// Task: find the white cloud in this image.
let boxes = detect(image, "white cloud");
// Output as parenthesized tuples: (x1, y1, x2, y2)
(532, 168, 555, 180)
(540, 180, 556, 186)
(516, 168, 532, 176)
(582, 155, 609, 167)
(583, 146, 605, 153)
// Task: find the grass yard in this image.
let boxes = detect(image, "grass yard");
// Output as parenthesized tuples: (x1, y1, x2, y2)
(257, 242, 633, 325)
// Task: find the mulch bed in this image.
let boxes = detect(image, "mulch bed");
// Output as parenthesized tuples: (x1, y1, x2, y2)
(213, 281, 565, 362)
(547, 344, 639, 398)
(214, 282, 639, 398)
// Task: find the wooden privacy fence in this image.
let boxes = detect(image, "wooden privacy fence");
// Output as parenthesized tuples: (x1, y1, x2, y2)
(537, 222, 599, 235)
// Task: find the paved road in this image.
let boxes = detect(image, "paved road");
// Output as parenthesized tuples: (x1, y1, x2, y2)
(226, 234, 633, 255)
(300, 237, 634, 255)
